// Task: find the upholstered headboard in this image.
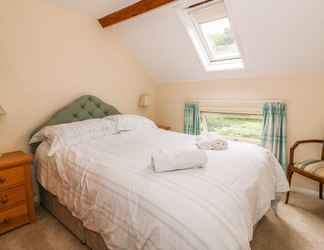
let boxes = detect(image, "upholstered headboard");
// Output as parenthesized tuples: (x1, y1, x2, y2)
(30, 95, 120, 152)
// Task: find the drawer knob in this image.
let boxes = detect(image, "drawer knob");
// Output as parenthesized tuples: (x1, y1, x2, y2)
(0, 218, 9, 225)
(0, 177, 6, 184)
(0, 195, 8, 204)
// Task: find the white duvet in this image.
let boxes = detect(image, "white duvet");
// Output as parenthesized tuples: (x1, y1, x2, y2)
(36, 128, 289, 250)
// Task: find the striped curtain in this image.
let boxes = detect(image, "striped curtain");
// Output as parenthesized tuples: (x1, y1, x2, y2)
(261, 102, 287, 169)
(184, 103, 201, 135)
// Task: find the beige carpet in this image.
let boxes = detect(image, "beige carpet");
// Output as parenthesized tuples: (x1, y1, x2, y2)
(1, 190, 324, 250)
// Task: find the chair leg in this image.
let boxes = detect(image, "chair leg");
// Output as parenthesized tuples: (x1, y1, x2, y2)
(285, 169, 294, 204)
(285, 191, 290, 204)
(320, 183, 323, 200)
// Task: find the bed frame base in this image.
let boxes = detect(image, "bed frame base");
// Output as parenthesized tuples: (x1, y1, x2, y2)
(39, 185, 109, 250)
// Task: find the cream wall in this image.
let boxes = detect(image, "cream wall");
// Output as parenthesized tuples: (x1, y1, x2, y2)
(155, 74, 324, 190)
(0, 0, 155, 152)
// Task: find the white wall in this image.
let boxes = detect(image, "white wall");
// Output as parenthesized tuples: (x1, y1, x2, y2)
(155, 74, 324, 190)
(0, 0, 155, 152)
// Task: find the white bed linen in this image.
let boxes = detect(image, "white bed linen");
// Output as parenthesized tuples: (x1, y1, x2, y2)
(36, 128, 289, 250)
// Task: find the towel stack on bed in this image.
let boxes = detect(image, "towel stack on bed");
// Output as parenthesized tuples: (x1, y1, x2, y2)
(196, 133, 228, 150)
(151, 133, 228, 173)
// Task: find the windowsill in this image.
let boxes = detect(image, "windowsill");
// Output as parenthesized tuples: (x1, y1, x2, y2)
(201, 133, 261, 145)
(201, 132, 260, 145)
(227, 137, 261, 145)
(204, 59, 244, 72)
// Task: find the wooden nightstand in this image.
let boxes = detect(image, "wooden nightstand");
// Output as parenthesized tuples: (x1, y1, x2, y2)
(0, 151, 36, 234)
(158, 125, 171, 131)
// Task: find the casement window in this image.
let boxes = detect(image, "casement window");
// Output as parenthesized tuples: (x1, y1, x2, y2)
(199, 100, 263, 144)
(201, 112, 262, 143)
(179, 0, 243, 71)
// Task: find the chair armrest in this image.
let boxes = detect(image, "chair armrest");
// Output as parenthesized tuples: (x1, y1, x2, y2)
(292, 140, 324, 149)
(289, 140, 324, 165)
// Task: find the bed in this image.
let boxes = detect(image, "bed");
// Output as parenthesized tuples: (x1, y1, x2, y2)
(31, 95, 289, 250)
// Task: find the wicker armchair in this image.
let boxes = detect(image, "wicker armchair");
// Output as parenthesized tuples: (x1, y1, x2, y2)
(285, 140, 324, 204)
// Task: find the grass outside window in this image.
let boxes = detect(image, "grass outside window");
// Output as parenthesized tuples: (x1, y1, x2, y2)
(202, 112, 262, 143)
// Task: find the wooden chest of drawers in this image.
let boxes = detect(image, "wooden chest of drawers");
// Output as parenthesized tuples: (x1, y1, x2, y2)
(0, 151, 36, 234)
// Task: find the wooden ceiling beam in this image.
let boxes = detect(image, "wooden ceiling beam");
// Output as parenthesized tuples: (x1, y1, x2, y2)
(98, 0, 176, 28)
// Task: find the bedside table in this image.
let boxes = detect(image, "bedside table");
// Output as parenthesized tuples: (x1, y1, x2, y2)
(158, 125, 171, 131)
(0, 151, 36, 234)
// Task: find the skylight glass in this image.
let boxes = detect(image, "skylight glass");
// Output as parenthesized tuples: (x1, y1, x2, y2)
(179, 0, 244, 71)
(200, 18, 241, 62)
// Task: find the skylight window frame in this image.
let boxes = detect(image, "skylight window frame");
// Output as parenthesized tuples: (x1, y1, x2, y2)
(198, 18, 241, 63)
(178, 0, 244, 72)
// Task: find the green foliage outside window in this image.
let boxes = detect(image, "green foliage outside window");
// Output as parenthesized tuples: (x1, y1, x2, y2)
(210, 27, 235, 47)
(204, 113, 262, 142)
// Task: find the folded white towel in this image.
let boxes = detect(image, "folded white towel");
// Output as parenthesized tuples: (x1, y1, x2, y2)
(151, 149, 208, 173)
(196, 133, 228, 150)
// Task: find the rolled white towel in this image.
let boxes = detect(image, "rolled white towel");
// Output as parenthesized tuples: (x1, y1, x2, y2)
(151, 148, 208, 173)
(196, 133, 228, 150)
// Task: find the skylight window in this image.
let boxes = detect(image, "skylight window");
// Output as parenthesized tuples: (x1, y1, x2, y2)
(200, 18, 240, 61)
(179, 0, 244, 71)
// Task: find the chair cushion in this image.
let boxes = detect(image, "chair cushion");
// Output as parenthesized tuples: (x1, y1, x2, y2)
(294, 159, 324, 178)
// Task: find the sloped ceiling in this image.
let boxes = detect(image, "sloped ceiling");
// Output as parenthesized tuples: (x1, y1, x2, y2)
(50, 0, 324, 82)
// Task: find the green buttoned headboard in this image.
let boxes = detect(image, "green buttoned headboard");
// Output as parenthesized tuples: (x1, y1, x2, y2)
(30, 95, 121, 152)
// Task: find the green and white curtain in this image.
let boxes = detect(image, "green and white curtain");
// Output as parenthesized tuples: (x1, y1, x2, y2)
(184, 103, 201, 135)
(261, 102, 287, 169)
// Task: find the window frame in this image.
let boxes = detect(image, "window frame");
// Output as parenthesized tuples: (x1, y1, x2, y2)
(200, 111, 263, 144)
(195, 17, 241, 63)
(178, 0, 244, 72)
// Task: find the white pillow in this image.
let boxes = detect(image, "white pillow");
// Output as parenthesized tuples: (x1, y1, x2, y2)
(30, 118, 117, 156)
(105, 114, 157, 132)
